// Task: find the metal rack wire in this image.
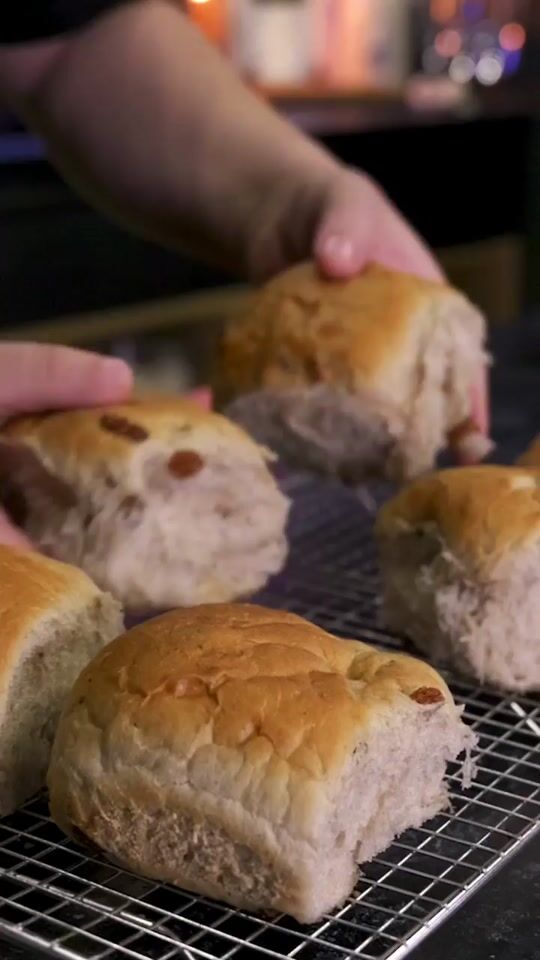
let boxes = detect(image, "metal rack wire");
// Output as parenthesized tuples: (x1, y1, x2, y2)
(0, 478, 538, 960)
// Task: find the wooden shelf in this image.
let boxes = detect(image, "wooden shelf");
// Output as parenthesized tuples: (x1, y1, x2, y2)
(2, 286, 252, 346)
(257, 82, 403, 102)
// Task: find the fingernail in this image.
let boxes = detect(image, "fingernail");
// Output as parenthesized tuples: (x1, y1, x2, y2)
(320, 234, 356, 268)
(0, 525, 33, 550)
(98, 357, 134, 396)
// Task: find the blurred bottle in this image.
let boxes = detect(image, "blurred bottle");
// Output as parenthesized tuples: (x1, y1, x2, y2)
(231, 0, 314, 86)
(313, 0, 411, 90)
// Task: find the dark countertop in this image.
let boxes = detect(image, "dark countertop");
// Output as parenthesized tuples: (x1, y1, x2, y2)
(1, 835, 537, 960)
(411, 834, 540, 960)
(2, 941, 41, 959)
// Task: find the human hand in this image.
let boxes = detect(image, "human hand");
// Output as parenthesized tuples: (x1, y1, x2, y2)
(252, 165, 489, 444)
(0, 343, 211, 550)
(0, 343, 133, 548)
(314, 170, 489, 442)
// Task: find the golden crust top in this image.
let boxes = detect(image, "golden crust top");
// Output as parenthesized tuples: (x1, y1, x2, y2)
(377, 466, 540, 575)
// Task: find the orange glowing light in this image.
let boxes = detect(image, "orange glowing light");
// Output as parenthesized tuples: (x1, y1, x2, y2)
(499, 22, 526, 53)
(187, 0, 227, 47)
(430, 0, 457, 24)
(435, 29, 462, 58)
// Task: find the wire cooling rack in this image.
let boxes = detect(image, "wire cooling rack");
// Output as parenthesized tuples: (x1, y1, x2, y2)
(0, 477, 538, 960)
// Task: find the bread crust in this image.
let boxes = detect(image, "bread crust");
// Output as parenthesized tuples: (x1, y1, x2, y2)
(48, 603, 462, 918)
(1, 394, 271, 492)
(214, 261, 483, 406)
(377, 465, 540, 578)
(517, 435, 540, 468)
(0, 397, 290, 612)
(0, 545, 114, 721)
(50, 603, 453, 796)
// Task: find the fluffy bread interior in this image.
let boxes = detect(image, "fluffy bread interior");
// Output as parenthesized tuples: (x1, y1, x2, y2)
(2, 443, 290, 612)
(226, 386, 395, 483)
(225, 295, 488, 483)
(49, 683, 470, 923)
(0, 594, 122, 815)
(378, 529, 540, 692)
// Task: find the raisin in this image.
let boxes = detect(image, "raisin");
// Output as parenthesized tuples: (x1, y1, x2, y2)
(168, 450, 204, 479)
(448, 417, 475, 447)
(119, 495, 143, 516)
(304, 355, 321, 382)
(100, 414, 148, 443)
(410, 686, 445, 705)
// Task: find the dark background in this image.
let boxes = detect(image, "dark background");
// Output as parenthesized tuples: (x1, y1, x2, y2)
(1, 93, 539, 330)
(2, 0, 540, 336)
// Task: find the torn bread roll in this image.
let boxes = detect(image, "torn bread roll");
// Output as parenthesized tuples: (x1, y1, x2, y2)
(0, 544, 122, 815)
(0, 397, 290, 612)
(214, 262, 492, 483)
(48, 603, 474, 923)
(376, 466, 540, 691)
(516, 435, 540, 467)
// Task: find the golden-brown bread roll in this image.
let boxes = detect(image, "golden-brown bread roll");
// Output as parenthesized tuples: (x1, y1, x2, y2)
(376, 465, 540, 690)
(48, 603, 474, 923)
(214, 262, 492, 483)
(0, 396, 290, 612)
(516, 435, 540, 467)
(0, 544, 122, 815)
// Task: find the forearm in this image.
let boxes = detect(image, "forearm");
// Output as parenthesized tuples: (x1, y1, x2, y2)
(0, 0, 337, 275)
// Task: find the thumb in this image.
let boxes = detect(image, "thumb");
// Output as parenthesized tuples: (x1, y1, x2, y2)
(314, 173, 443, 282)
(0, 343, 133, 417)
(314, 183, 379, 279)
(187, 387, 213, 410)
(0, 507, 32, 549)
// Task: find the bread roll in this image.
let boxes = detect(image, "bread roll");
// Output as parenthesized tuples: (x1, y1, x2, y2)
(376, 465, 540, 691)
(214, 262, 491, 483)
(516, 435, 540, 467)
(0, 397, 290, 612)
(48, 603, 473, 923)
(0, 544, 122, 815)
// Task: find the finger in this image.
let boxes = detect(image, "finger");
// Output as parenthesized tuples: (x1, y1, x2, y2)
(187, 386, 213, 409)
(315, 176, 443, 283)
(373, 206, 444, 282)
(449, 398, 494, 465)
(314, 177, 381, 277)
(316, 234, 363, 277)
(317, 208, 443, 283)
(0, 506, 32, 549)
(0, 344, 133, 416)
(453, 430, 494, 466)
(470, 364, 490, 437)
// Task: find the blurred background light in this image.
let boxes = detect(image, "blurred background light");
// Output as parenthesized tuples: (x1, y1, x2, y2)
(476, 50, 505, 85)
(499, 22, 526, 52)
(449, 52, 476, 82)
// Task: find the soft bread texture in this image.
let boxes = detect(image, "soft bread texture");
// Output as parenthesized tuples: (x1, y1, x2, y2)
(48, 604, 473, 923)
(214, 262, 491, 483)
(0, 545, 122, 815)
(0, 397, 290, 612)
(516, 435, 540, 467)
(376, 466, 540, 691)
